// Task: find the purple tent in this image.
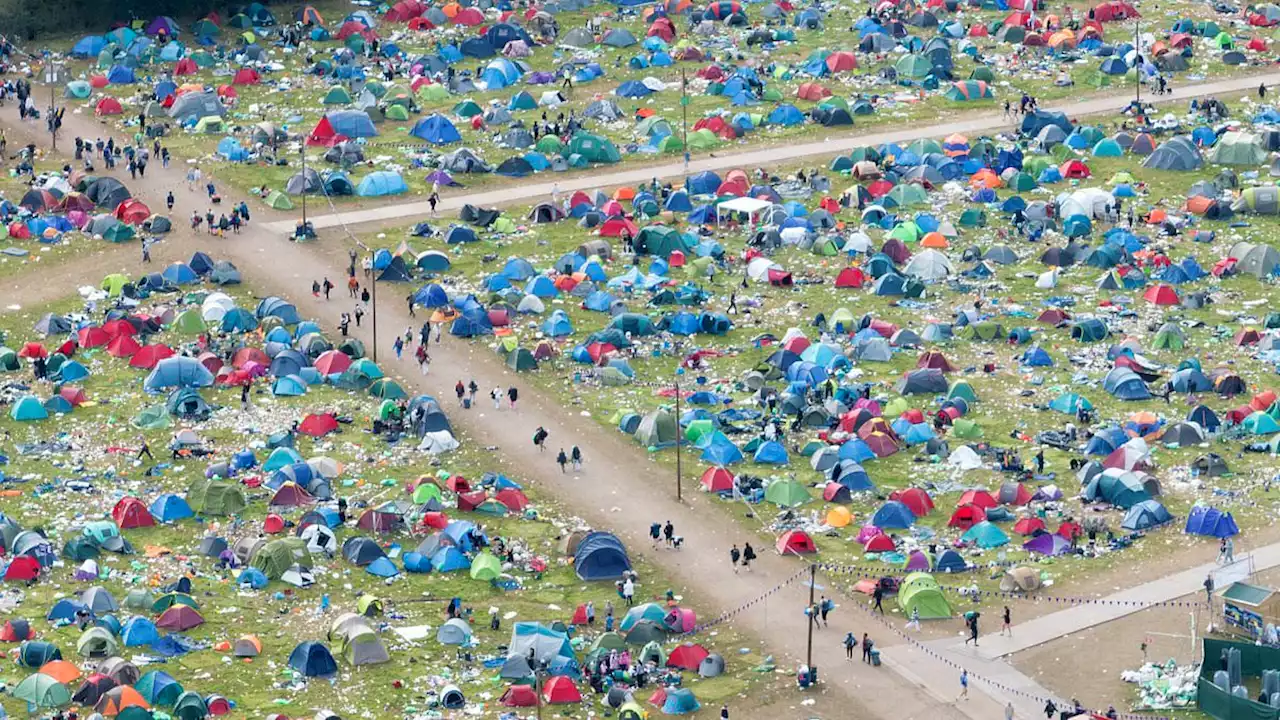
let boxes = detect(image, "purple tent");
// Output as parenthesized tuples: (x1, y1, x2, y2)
(855, 524, 881, 543)
(526, 71, 555, 85)
(1022, 533, 1070, 556)
(902, 550, 932, 571)
(425, 170, 461, 187)
(1031, 484, 1064, 502)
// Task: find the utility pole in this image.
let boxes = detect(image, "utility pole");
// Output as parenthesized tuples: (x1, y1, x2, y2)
(370, 256, 379, 362)
(43, 60, 62, 151)
(674, 373, 682, 501)
(806, 563, 817, 682)
(1134, 16, 1141, 106)
(300, 145, 308, 228)
(680, 68, 690, 175)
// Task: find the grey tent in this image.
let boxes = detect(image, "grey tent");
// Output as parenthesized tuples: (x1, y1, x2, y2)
(562, 27, 595, 47)
(1232, 186, 1280, 216)
(698, 653, 726, 678)
(983, 246, 1017, 264)
(441, 148, 493, 173)
(168, 90, 226, 123)
(896, 369, 947, 395)
(34, 314, 71, 335)
(1209, 131, 1266, 166)
(251, 122, 287, 145)
(584, 100, 624, 121)
(634, 408, 678, 447)
(602, 28, 637, 46)
(1226, 240, 1280, 277)
(286, 168, 323, 194)
(324, 141, 365, 165)
(211, 261, 242, 285)
(1143, 136, 1203, 171)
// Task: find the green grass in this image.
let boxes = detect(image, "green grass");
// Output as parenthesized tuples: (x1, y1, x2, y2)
(0, 286, 775, 718)
(339, 92, 1280, 620)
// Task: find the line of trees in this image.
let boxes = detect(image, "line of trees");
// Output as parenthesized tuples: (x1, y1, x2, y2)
(0, 0, 241, 42)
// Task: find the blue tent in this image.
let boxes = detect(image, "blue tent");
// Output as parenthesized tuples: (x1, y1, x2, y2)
(366, 556, 400, 577)
(700, 435, 744, 465)
(72, 35, 107, 57)
(1121, 499, 1172, 531)
(542, 311, 573, 337)
(121, 617, 160, 646)
(150, 494, 194, 522)
(403, 552, 432, 573)
(356, 171, 408, 197)
(687, 171, 721, 194)
(445, 226, 478, 244)
(411, 115, 461, 144)
(238, 567, 269, 589)
(272, 375, 308, 397)
(431, 547, 472, 573)
(664, 191, 692, 212)
(1188, 405, 1221, 433)
(1184, 506, 1238, 537)
(143, 357, 214, 392)
(934, 549, 967, 573)
(1020, 347, 1053, 366)
(871, 500, 915, 529)
(838, 439, 876, 462)
(662, 689, 701, 715)
(960, 521, 1009, 548)
(413, 283, 450, 308)
(753, 440, 789, 464)
(48, 598, 88, 621)
(256, 297, 300, 324)
(107, 65, 136, 84)
(325, 110, 377, 138)
(616, 80, 653, 97)
(768, 104, 805, 126)
(10, 396, 47, 422)
(835, 463, 873, 491)
(574, 531, 632, 580)
(288, 641, 338, 677)
(525, 276, 559, 298)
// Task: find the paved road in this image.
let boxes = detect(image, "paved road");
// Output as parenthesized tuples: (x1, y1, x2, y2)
(269, 70, 1280, 235)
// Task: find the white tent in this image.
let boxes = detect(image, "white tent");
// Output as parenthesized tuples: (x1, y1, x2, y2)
(717, 197, 772, 225)
(419, 431, 460, 454)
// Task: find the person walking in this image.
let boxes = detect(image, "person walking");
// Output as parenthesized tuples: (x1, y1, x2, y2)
(571, 445, 582, 470)
(491, 387, 502, 410)
(166, 191, 174, 212)
(872, 584, 885, 614)
(1225, 537, 1236, 564)
(862, 633, 874, 663)
(965, 613, 980, 646)
(348, 276, 359, 298)
(585, 601, 595, 626)
(136, 437, 154, 463)
(730, 544, 741, 573)
(1006, 702, 1016, 720)
(622, 576, 635, 606)
(468, 380, 478, 406)
(533, 426, 548, 452)
(1205, 573, 1215, 607)
(406, 294, 416, 317)
(843, 632, 857, 660)
(507, 386, 518, 410)
(741, 542, 755, 571)
(556, 448, 568, 472)
(312, 280, 321, 298)
(663, 520, 675, 548)
(338, 313, 350, 337)
(141, 239, 151, 264)
(354, 306, 364, 327)
(650, 522, 662, 549)
(905, 606, 921, 631)
(455, 381, 466, 407)
(819, 596, 832, 627)
(393, 336, 404, 358)
(1002, 605, 1012, 636)
(958, 670, 969, 701)
(322, 277, 334, 300)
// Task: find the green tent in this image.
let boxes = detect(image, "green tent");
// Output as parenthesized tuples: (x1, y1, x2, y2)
(77, 626, 119, 657)
(1152, 327, 1185, 350)
(190, 50, 214, 67)
(687, 128, 719, 150)
(65, 81, 92, 99)
(1008, 172, 1038, 192)
(1209, 131, 1266, 166)
(264, 190, 293, 210)
(656, 134, 684, 154)
(897, 572, 953, 619)
(568, 133, 621, 163)
(172, 309, 207, 333)
(958, 208, 987, 227)
(13, 673, 71, 708)
(251, 538, 307, 579)
(684, 419, 715, 443)
(958, 321, 1002, 341)
(951, 418, 983, 439)
(469, 551, 502, 581)
(969, 66, 995, 82)
(634, 408, 677, 447)
(132, 405, 172, 430)
(453, 100, 482, 118)
(173, 691, 209, 720)
(0, 347, 19, 371)
(895, 54, 933, 79)
(323, 86, 352, 104)
(535, 135, 563, 154)
(761, 86, 783, 102)
(1214, 31, 1233, 49)
(418, 84, 449, 102)
(345, 34, 366, 52)
(369, 378, 407, 399)
(505, 348, 537, 371)
(412, 482, 442, 504)
(364, 80, 387, 98)
(193, 116, 225, 134)
(102, 223, 136, 243)
(635, 226, 692, 256)
(948, 381, 978, 402)
(383, 104, 410, 121)
(765, 479, 811, 507)
(188, 479, 247, 516)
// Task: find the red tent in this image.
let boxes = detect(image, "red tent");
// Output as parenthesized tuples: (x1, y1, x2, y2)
(666, 642, 709, 669)
(0, 619, 34, 641)
(1001, 482, 1033, 506)
(495, 488, 529, 512)
(102, 319, 137, 337)
(129, 344, 174, 369)
(232, 347, 269, 368)
(232, 68, 260, 85)
(174, 58, 198, 75)
(776, 529, 817, 554)
(270, 482, 314, 507)
(385, 0, 426, 21)
(111, 497, 155, 529)
(1142, 283, 1179, 305)
(156, 606, 205, 630)
(825, 51, 857, 72)
(453, 7, 484, 24)
(59, 386, 88, 406)
(408, 16, 435, 30)
(700, 466, 734, 491)
(958, 489, 997, 509)
(947, 504, 985, 529)
(1057, 520, 1082, 540)
(298, 413, 339, 436)
(78, 327, 109, 348)
(835, 267, 866, 288)
(1012, 517, 1046, 535)
(570, 603, 590, 624)
(598, 218, 639, 238)
(796, 82, 831, 101)
(263, 514, 285, 534)
(890, 487, 934, 517)
(106, 335, 141, 358)
(115, 199, 152, 225)
(421, 511, 449, 529)
(457, 490, 486, 511)
(314, 350, 352, 375)
(95, 97, 123, 116)
(916, 350, 954, 372)
(3, 556, 39, 581)
(541, 676, 582, 704)
(306, 116, 342, 147)
(863, 533, 895, 552)
(446, 475, 471, 492)
(501, 685, 537, 706)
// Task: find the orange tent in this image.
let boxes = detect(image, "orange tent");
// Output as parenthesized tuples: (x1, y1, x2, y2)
(920, 232, 949, 248)
(39, 660, 82, 684)
(969, 168, 1002, 189)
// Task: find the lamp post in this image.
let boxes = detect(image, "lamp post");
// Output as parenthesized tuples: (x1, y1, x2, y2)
(674, 367, 683, 501)
(370, 254, 378, 362)
(43, 59, 64, 151)
(1134, 15, 1141, 106)
(300, 144, 308, 229)
(805, 563, 817, 681)
(680, 68, 690, 175)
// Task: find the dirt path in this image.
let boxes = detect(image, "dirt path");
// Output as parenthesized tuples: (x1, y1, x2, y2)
(2, 107, 1002, 720)
(261, 70, 1280, 234)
